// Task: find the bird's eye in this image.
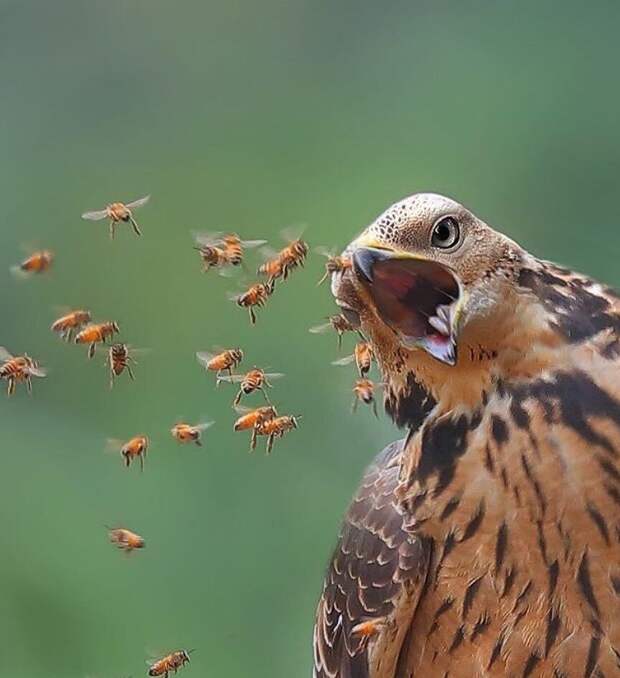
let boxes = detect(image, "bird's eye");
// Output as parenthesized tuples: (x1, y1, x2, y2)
(431, 217, 460, 249)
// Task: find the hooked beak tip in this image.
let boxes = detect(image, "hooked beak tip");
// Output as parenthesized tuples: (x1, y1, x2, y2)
(352, 247, 391, 283)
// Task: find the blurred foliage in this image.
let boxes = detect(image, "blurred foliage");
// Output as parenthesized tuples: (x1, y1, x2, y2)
(0, 1, 618, 676)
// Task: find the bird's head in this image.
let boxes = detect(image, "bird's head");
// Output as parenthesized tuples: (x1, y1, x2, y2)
(332, 193, 561, 422)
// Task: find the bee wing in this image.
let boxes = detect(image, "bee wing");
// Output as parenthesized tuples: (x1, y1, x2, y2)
(315, 245, 337, 258)
(216, 374, 246, 384)
(226, 291, 242, 302)
(104, 438, 124, 454)
(194, 420, 215, 432)
(280, 223, 307, 242)
(233, 404, 253, 415)
(26, 365, 47, 378)
(263, 372, 285, 381)
(81, 209, 108, 221)
(196, 351, 216, 367)
(126, 346, 151, 357)
(193, 230, 224, 247)
(258, 245, 280, 261)
(125, 195, 151, 210)
(217, 267, 237, 279)
(0, 347, 14, 362)
(332, 354, 355, 366)
(10, 265, 31, 279)
(240, 238, 268, 248)
(309, 322, 332, 334)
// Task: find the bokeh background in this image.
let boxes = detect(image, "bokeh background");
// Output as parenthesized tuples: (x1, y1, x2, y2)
(0, 1, 619, 676)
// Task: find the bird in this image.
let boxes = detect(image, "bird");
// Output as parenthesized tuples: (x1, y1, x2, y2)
(313, 193, 620, 678)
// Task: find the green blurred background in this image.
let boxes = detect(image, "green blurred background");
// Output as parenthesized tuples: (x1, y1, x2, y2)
(1, 1, 619, 676)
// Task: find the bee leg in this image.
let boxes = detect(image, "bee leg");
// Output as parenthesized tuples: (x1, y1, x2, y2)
(109, 371, 114, 390)
(27, 376, 32, 395)
(129, 216, 142, 236)
(249, 307, 256, 324)
(233, 390, 242, 406)
(260, 388, 272, 405)
(7, 378, 14, 396)
(338, 333, 343, 350)
(109, 221, 115, 239)
(127, 365, 135, 381)
(372, 399, 378, 418)
(88, 343, 96, 359)
(266, 434, 274, 454)
(123, 454, 130, 468)
(139, 454, 144, 472)
(351, 397, 358, 413)
(194, 438, 202, 447)
(250, 429, 258, 452)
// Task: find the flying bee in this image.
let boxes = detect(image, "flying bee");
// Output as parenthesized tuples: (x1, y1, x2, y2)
(352, 378, 380, 417)
(0, 347, 47, 396)
(332, 341, 374, 377)
(196, 348, 243, 380)
(75, 321, 120, 359)
(50, 309, 92, 342)
(310, 314, 360, 348)
(107, 344, 146, 389)
(147, 650, 193, 677)
(233, 405, 278, 432)
(107, 526, 145, 553)
(257, 229, 309, 286)
(194, 232, 266, 272)
(170, 420, 214, 446)
(231, 282, 274, 324)
(11, 250, 54, 277)
(217, 368, 284, 405)
(315, 247, 352, 286)
(107, 435, 149, 471)
(81, 195, 150, 239)
(252, 415, 300, 454)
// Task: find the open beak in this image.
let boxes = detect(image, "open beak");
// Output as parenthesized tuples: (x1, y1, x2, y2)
(352, 246, 464, 366)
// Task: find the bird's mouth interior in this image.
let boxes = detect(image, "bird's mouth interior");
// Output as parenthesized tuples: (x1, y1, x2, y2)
(352, 247, 462, 365)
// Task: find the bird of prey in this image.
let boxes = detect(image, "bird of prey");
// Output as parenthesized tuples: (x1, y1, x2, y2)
(313, 193, 620, 678)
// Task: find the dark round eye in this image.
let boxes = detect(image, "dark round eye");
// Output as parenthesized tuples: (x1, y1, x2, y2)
(431, 216, 460, 249)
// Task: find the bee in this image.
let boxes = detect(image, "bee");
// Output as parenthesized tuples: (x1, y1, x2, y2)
(309, 314, 360, 348)
(194, 232, 266, 272)
(257, 231, 309, 285)
(107, 526, 145, 552)
(11, 250, 54, 277)
(107, 343, 142, 389)
(217, 368, 284, 405)
(50, 309, 92, 342)
(75, 321, 120, 359)
(108, 435, 149, 471)
(252, 415, 300, 454)
(351, 617, 389, 648)
(170, 420, 214, 446)
(81, 195, 150, 239)
(352, 378, 380, 417)
(196, 348, 243, 380)
(332, 341, 374, 377)
(0, 348, 47, 396)
(257, 249, 286, 285)
(315, 247, 352, 286)
(148, 650, 193, 677)
(231, 282, 274, 324)
(233, 405, 278, 432)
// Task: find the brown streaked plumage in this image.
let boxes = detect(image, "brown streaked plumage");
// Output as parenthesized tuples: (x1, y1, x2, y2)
(313, 193, 620, 678)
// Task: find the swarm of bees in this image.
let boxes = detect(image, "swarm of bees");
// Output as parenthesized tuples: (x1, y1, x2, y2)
(7, 194, 380, 676)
